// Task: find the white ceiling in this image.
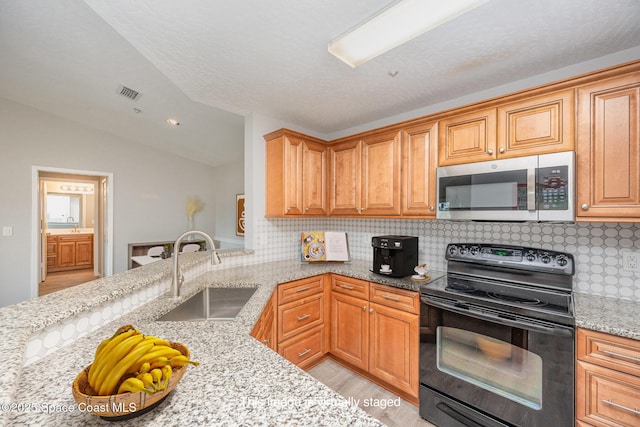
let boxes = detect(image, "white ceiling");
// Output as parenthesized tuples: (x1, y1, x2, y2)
(1, 0, 640, 167)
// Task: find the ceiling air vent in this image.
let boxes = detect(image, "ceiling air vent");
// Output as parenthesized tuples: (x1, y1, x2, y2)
(116, 84, 142, 101)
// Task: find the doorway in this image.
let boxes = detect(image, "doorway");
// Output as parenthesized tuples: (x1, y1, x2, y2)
(31, 166, 113, 298)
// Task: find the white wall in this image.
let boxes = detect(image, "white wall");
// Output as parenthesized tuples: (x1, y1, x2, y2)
(212, 159, 244, 246)
(0, 97, 230, 307)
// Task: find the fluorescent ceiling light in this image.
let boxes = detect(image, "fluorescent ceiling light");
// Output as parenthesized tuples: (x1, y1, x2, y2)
(328, 0, 488, 68)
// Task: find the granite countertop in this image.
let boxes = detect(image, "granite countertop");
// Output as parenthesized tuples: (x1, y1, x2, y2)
(3, 255, 639, 426)
(2, 259, 443, 426)
(574, 292, 640, 340)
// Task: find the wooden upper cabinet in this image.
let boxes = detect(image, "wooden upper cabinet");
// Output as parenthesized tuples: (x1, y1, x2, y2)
(328, 131, 401, 216)
(497, 89, 574, 158)
(438, 107, 497, 166)
(328, 138, 362, 215)
(302, 140, 327, 215)
(361, 130, 401, 216)
(576, 71, 640, 221)
(265, 129, 327, 217)
(402, 121, 438, 216)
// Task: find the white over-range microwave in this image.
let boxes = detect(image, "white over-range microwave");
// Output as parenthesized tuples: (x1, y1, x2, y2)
(436, 151, 575, 222)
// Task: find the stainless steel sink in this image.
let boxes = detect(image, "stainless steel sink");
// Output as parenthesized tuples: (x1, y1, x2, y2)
(157, 287, 257, 321)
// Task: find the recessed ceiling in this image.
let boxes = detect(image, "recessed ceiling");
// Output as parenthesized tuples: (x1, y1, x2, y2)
(1, 0, 640, 166)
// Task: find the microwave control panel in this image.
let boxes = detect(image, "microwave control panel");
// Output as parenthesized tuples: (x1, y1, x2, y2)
(537, 165, 568, 210)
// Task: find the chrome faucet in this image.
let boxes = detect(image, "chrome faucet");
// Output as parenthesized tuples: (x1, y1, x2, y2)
(171, 230, 221, 297)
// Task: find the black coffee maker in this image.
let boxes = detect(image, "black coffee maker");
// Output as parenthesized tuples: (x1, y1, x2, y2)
(371, 235, 419, 278)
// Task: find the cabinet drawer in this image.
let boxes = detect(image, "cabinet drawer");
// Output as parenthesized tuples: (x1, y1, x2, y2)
(331, 275, 369, 299)
(278, 276, 324, 305)
(58, 234, 92, 242)
(278, 294, 324, 342)
(278, 326, 326, 368)
(577, 361, 640, 427)
(370, 283, 419, 314)
(578, 328, 640, 377)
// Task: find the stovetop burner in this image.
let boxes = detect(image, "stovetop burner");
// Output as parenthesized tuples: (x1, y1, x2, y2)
(487, 292, 547, 307)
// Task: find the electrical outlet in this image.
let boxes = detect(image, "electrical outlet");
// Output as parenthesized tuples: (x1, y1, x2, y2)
(2, 226, 12, 236)
(622, 251, 640, 272)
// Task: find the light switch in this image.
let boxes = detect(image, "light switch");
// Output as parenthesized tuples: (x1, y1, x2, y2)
(2, 226, 12, 236)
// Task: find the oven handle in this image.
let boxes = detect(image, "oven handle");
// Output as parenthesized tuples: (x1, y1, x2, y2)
(421, 296, 573, 337)
(436, 402, 485, 427)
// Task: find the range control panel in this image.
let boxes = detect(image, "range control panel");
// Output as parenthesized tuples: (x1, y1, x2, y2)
(445, 243, 574, 275)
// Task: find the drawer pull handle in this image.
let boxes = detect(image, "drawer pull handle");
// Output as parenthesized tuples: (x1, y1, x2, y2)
(382, 295, 400, 301)
(298, 348, 311, 358)
(602, 350, 640, 363)
(339, 284, 354, 290)
(297, 314, 311, 321)
(602, 399, 640, 415)
(295, 287, 310, 293)
(263, 339, 270, 344)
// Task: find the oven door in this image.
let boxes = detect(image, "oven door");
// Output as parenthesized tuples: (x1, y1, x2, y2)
(436, 156, 538, 221)
(419, 295, 574, 427)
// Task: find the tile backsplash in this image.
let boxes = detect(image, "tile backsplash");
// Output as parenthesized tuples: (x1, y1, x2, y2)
(253, 218, 640, 301)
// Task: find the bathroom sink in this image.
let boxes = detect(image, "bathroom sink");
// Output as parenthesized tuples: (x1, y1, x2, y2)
(157, 287, 257, 321)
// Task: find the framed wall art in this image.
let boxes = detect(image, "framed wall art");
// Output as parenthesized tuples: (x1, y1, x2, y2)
(236, 194, 245, 236)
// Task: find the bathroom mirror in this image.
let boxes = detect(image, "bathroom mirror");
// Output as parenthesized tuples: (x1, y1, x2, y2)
(47, 193, 81, 228)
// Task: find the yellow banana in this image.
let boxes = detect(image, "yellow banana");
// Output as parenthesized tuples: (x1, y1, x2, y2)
(117, 377, 152, 394)
(88, 329, 138, 386)
(136, 372, 155, 390)
(150, 368, 163, 389)
(149, 356, 172, 370)
(169, 355, 200, 367)
(99, 341, 155, 395)
(92, 333, 145, 393)
(138, 362, 151, 375)
(125, 346, 181, 374)
(159, 365, 172, 390)
(142, 336, 171, 347)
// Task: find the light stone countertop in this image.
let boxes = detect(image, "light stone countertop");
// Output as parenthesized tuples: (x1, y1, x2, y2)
(2, 258, 442, 426)
(2, 254, 638, 426)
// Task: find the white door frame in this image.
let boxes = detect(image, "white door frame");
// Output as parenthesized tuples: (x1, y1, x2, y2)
(31, 166, 114, 299)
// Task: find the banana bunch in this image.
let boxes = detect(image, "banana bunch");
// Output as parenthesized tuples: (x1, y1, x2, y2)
(87, 325, 199, 396)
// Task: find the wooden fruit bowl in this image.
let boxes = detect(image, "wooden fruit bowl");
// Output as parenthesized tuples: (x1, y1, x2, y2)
(72, 342, 189, 420)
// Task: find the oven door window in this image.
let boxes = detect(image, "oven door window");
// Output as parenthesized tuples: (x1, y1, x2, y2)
(436, 326, 542, 409)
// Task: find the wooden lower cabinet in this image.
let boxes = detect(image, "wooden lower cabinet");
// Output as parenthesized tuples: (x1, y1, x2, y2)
(368, 302, 419, 397)
(330, 275, 420, 403)
(330, 292, 369, 370)
(250, 291, 276, 351)
(48, 234, 93, 272)
(252, 274, 420, 403)
(576, 328, 640, 427)
(275, 275, 330, 369)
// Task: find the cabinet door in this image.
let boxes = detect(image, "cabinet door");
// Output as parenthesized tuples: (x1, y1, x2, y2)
(265, 132, 303, 216)
(402, 121, 438, 216)
(369, 302, 419, 398)
(251, 292, 277, 350)
(577, 72, 640, 221)
(75, 239, 93, 266)
(497, 89, 574, 158)
(438, 108, 497, 166)
(361, 130, 401, 216)
(328, 138, 362, 215)
(283, 135, 304, 215)
(57, 241, 75, 267)
(302, 140, 327, 215)
(330, 292, 368, 370)
(47, 236, 57, 271)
